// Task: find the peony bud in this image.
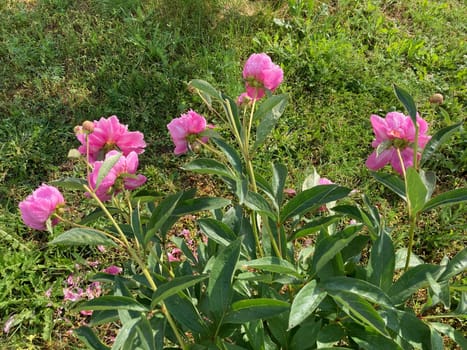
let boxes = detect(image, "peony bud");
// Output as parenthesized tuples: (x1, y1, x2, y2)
(82, 120, 95, 132)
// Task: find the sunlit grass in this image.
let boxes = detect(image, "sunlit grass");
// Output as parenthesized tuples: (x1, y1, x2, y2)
(0, 0, 465, 346)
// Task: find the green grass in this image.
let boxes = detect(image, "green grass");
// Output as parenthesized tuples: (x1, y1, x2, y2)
(0, 0, 465, 347)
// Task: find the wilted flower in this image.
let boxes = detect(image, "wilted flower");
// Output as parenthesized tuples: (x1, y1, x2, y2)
(168, 248, 182, 262)
(63, 287, 83, 302)
(236, 92, 253, 106)
(283, 188, 297, 197)
(3, 315, 15, 334)
(366, 112, 430, 175)
(103, 265, 123, 275)
(19, 184, 65, 231)
(76, 115, 146, 163)
(88, 150, 147, 201)
(167, 110, 211, 155)
(243, 53, 283, 99)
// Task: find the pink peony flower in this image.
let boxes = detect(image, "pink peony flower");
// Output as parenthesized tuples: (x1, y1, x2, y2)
(103, 265, 123, 275)
(167, 110, 210, 155)
(242, 53, 283, 99)
(76, 115, 146, 163)
(88, 150, 147, 201)
(366, 112, 431, 175)
(19, 184, 65, 231)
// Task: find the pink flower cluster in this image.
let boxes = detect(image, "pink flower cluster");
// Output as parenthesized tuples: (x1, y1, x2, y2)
(366, 112, 431, 175)
(166, 53, 283, 154)
(19, 116, 148, 230)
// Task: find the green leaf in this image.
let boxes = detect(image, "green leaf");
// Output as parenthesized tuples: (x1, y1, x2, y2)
(311, 225, 361, 274)
(253, 94, 288, 150)
(330, 290, 388, 336)
(198, 218, 237, 246)
(207, 238, 242, 320)
(395, 248, 424, 270)
(183, 158, 235, 179)
(223, 298, 289, 324)
(419, 169, 436, 202)
(49, 228, 117, 246)
(243, 320, 266, 350)
(221, 94, 244, 144)
(290, 318, 322, 350)
(74, 326, 110, 350)
(290, 215, 342, 240)
(212, 137, 243, 175)
(322, 277, 394, 308)
(439, 247, 467, 282)
(145, 191, 184, 242)
(189, 79, 222, 101)
(89, 310, 119, 327)
(244, 191, 276, 220)
(370, 171, 406, 201)
(51, 177, 87, 190)
(388, 264, 441, 305)
(280, 185, 351, 223)
(95, 152, 121, 190)
(393, 85, 417, 124)
(165, 293, 208, 335)
(368, 231, 395, 292)
(421, 122, 463, 166)
(173, 197, 231, 216)
(79, 207, 120, 225)
(422, 188, 467, 212)
(316, 324, 345, 348)
(111, 316, 139, 350)
(151, 275, 208, 308)
(74, 296, 148, 312)
(406, 167, 428, 216)
(288, 280, 327, 329)
(136, 315, 156, 350)
(240, 257, 302, 278)
(347, 324, 400, 350)
(430, 322, 467, 349)
(272, 163, 287, 208)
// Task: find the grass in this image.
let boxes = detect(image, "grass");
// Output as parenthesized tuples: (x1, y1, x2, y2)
(0, 0, 465, 347)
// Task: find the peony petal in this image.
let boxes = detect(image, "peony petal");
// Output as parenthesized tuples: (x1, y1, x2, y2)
(366, 149, 394, 171)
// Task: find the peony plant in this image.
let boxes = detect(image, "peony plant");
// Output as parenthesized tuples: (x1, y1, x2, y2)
(18, 53, 466, 349)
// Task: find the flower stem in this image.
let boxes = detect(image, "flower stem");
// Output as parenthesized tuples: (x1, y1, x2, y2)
(83, 185, 188, 350)
(404, 216, 417, 272)
(396, 149, 416, 272)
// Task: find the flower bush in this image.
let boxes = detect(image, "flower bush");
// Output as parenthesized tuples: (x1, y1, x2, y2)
(19, 53, 466, 349)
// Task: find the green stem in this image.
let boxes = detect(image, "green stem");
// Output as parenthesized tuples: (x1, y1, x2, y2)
(404, 216, 417, 272)
(396, 149, 416, 272)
